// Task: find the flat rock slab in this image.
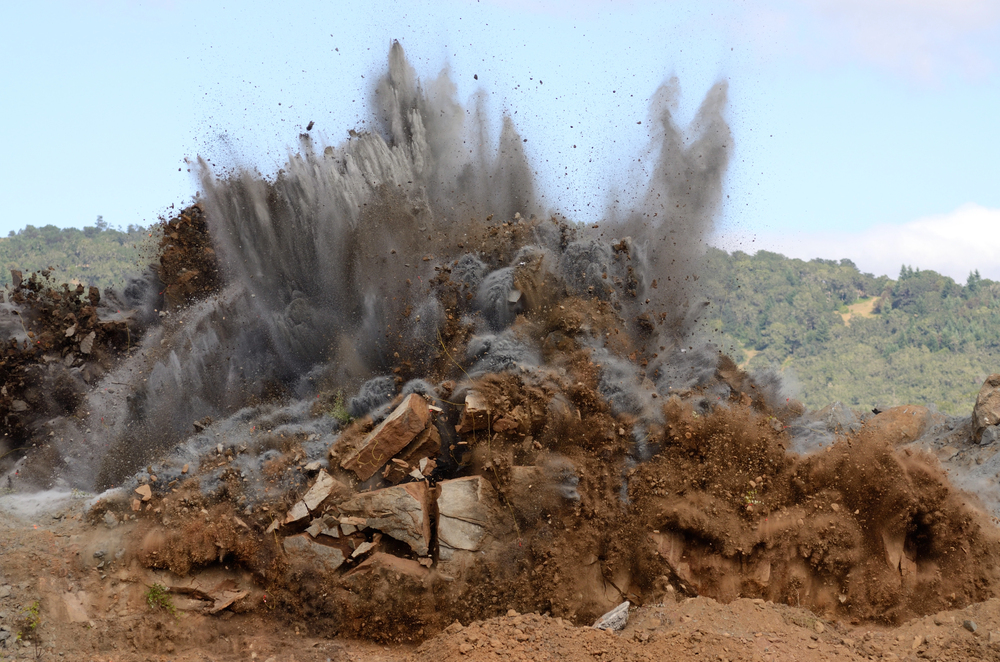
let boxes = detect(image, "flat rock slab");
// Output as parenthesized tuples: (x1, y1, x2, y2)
(302, 469, 348, 511)
(437, 476, 497, 559)
(338, 482, 432, 556)
(342, 393, 430, 481)
(342, 552, 429, 582)
(283, 534, 346, 574)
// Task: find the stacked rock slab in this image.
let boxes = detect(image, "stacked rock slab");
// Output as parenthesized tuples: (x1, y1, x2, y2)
(341, 393, 431, 480)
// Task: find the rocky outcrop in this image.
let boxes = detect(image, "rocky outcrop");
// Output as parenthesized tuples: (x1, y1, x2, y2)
(974, 374, 1000, 444)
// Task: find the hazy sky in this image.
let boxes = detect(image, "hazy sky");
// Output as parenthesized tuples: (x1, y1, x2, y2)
(1, 0, 998, 281)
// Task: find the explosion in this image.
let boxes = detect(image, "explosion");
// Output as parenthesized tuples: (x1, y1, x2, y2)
(2, 43, 999, 641)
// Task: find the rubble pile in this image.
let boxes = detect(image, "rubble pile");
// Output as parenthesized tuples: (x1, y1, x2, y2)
(0, 269, 136, 449)
(85, 215, 1000, 639)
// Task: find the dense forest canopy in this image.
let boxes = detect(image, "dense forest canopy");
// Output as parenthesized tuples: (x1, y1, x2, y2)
(702, 248, 1000, 414)
(2, 223, 996, 415)
(0, 217, 156, 291)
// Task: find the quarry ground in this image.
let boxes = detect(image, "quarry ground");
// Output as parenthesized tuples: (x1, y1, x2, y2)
(4, 503, 1000, 662)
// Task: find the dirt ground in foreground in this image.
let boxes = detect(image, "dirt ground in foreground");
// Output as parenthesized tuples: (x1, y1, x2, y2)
(4, 505, 1000, 662)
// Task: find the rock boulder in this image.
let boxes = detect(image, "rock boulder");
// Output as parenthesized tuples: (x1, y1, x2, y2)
(974, 374, 1000, 443)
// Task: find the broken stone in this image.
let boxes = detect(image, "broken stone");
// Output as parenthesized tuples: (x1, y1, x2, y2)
(284, 501, 309, 525)
(456, 390, 489, 433)
(351, 533, 382, 559)
(339, 482, 431, 555)
(209, 589, 249, 614)
(964, 620, 978, 633)
(79, 331, 96, 355)
(283, 535, 345, 574)
(437, 476, 498, 560)
(306, 518, 324, 538)
(131, 498, 141, 512)
(103, 511, 118, 528)
(301, 469, 345, 511)
(135, 484, 152, 501)
(383, 424, 441, 484)
(593, 601, 630, 631)
(10, 400, 27, 412)
(341, 393, 431, 480)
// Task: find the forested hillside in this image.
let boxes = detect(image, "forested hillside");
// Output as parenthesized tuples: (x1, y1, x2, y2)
(0, 218, 156, 291)
(702, 248, 1000, 414)
(2, 221, 996, 415)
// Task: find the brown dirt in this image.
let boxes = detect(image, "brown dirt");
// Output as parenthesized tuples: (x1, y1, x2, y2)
(5, 207, 1000, 660)
(6, 507, 1000, 661)
(155, 203, 220, 309)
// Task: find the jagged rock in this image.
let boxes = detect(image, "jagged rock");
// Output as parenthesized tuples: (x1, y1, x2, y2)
(79, 331, 96, 355)
(341, 393, 430, 480)
(135, 484, 152, 501)
(284, 470, 349, 525)
(437, 476, 498, 560)
(338, 482, 431, 555)
(383, 424, 441, 484)
(283, 501, 309, 525)
(974, 375, 1000, 443)
(350, 533, 381, 559)
(283, 534, 345, 574)
(593, 601, 630, 630)
(982, 426, 1000, 446)
(456, 390, 489, 433)
(302, 470, 346, 510)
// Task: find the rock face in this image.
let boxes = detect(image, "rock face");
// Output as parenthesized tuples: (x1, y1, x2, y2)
(282, 534, 346, 574)
(974, 374, 1000, 443)
(338, 482, 432, 555)
(342, 394, 431, 480)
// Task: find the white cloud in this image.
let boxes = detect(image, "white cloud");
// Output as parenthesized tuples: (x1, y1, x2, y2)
(714, 203, 1000, 282)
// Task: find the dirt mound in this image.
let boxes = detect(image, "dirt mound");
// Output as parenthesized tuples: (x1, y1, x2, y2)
(107, 342, 1000, 642)
(631, 400, 1000, 622)
(82, 203, 1000, 640)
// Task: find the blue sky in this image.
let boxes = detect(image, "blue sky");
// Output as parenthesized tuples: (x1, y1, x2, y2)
(1, 0, 998, 280)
